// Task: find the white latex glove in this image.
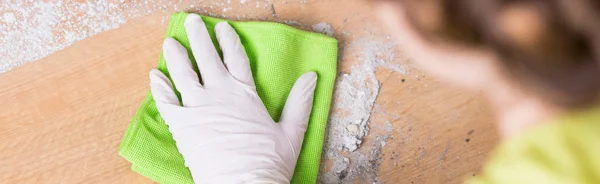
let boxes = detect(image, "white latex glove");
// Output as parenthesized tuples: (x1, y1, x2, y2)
(148, 14, 318, 184)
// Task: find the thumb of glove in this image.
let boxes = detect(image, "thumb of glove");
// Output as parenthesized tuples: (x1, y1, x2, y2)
(279, 72, 318, 163)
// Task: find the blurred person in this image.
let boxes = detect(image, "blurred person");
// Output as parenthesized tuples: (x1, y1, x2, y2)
(373, 0, 600, 183)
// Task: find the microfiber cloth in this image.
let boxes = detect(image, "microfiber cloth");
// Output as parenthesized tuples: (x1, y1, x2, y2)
(118, 12, 337, 184)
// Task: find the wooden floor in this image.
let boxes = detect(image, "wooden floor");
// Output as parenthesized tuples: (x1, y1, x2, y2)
(0, 0, 499, 183)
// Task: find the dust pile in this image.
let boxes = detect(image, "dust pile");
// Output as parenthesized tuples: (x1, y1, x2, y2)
(0, 1, 127, 72)
(0, 0, 267, 72)
(314, 23, 407, 183)
(312, 22, 335, 37)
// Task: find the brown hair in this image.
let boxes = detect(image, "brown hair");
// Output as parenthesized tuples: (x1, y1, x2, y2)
(399, 0, 600, 108)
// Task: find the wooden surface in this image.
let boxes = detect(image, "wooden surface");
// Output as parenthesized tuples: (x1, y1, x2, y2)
(0, 1, 499, 183)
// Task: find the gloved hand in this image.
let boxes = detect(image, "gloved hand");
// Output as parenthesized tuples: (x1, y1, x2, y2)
(148, 14, 318, 183)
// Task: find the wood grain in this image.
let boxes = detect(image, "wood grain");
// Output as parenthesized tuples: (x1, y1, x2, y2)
(0, 1, 498, 183)
(0, 12, 168, 183)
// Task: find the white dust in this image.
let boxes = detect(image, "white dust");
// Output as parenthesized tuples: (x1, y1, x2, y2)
(318, 36, 407, 183)
(312, 22, 335, 37)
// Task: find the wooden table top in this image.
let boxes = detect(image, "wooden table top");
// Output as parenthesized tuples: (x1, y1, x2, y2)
(0, 1, 498, 183)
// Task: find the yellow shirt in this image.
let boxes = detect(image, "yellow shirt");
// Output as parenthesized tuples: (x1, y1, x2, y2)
(468, 108, 600, 184)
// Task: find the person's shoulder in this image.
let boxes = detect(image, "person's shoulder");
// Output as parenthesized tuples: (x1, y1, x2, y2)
(467, 107, 600, 184)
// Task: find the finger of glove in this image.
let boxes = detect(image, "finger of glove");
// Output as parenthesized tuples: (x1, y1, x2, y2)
(149, 69, 180, 106)
(185, 14, 229, 87)
(149, 69, 186, 123)
(214, 22, 256, 88)
(279, 72, 318, 156)
(163, 38, 204, 107)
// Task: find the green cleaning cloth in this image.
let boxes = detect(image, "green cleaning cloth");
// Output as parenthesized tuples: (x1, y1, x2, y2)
(118, 12, 337, 184)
